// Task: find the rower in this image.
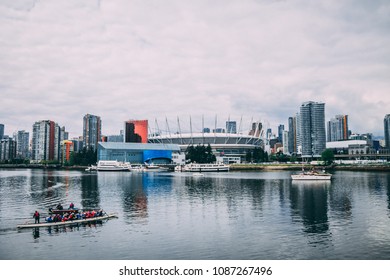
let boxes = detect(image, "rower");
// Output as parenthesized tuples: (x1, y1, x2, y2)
(69, 202, 75, 209)
(56, 203, 63, 210)
(33, 210, 40, 224)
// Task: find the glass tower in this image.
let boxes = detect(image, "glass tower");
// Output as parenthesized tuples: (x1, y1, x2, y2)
(384, 114, 390, 149)
(300, 101, 326, 158)
(83, 114, 102, 151)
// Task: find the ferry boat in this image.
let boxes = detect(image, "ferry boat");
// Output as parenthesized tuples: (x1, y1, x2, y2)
(177, 163, 230, 172)
(291, 169, 332, 180)
(96, 160, 132, 171)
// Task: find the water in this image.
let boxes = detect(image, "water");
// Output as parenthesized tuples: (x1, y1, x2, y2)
(1, 168, 390, 260)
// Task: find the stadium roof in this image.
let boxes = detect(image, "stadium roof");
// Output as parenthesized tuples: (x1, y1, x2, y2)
(98, 142, 180, 151)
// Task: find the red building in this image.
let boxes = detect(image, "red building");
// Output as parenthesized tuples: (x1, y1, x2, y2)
(125, 120, 148, 143)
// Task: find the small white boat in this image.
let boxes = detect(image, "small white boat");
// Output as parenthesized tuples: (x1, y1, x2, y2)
(180, 163, 230, 172)
(96, 160, 132, 171)
(291, 169, 332, 180)
(85, 165, 97, 172)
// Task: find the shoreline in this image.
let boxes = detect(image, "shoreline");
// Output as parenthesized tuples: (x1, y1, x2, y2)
(1, 163, 390, 172)
(230, 164, 390, 172)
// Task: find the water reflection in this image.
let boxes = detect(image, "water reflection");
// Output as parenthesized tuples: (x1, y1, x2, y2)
(81, 174, 100, 209)
(32, 227, 39, 239)
(290, 181, 330, 234)
(121, 174, 148, 221)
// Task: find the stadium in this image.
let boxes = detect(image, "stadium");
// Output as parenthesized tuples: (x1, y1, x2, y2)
(147, 117, 264, 164)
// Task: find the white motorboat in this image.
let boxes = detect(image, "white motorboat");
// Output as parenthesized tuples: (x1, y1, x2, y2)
(291, 169, 332, 180)
(96, 160, 132, 171)
(179, 163, 230, 172)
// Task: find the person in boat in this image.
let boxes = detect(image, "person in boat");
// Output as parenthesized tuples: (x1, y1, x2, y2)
(46, 215, 53, 223)
(33, 210, 40, 224)
(68, 202, 75, 209)
(56, 203, 63, 210)
(97, 209, 104, 217)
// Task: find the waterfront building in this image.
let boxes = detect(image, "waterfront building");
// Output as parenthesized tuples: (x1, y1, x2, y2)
(0, 137, 16, 162)
(61, 140, 74, 164)
(300, 101, 326, 159)
(326, 140, 367, 155)
(71, 136, 83, 153)
(125, 120, 148, 143)
(83, 114, 101, 151)
(226, 121, 237, 134)
(327, 115, 349, 142)
(14, 130, 29, 159)
(31, 120, 65, 162)
(97, 142, 180, 164)
(0, 124, 4, 140)
(148, 117, 264, 162)
(384, 114, 390, 149)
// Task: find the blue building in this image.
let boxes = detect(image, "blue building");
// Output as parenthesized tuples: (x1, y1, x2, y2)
(97, 142, 181, 164)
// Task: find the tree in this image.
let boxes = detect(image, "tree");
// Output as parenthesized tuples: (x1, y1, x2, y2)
(186, 144, 216, 163)
(321, 149, 335, 166)
(246, 150, 252, 163)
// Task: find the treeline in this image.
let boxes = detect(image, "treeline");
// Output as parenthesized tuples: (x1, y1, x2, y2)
(186, 144, 216, 163)
(246, 147, 269, 163)
(66, 147, 97, 166)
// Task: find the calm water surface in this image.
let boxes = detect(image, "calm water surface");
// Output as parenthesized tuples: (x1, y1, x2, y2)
(1, 168, 390, 260)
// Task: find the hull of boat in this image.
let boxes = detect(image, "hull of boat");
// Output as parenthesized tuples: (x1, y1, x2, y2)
(180, 164, 230, 172)
(291, 174, 332, 180)
(17, 213, 118, 229)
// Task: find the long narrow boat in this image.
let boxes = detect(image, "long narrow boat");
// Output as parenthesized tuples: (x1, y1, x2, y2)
(16, 213, 118, 229)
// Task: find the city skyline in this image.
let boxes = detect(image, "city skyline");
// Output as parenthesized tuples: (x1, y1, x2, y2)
(1, 1, 389, 137)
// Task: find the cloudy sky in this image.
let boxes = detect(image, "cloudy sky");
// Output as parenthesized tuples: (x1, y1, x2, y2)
(1, 0, 389, 138)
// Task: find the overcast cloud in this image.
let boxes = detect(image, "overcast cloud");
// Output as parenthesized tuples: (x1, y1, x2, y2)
(1, 0, 389, 138)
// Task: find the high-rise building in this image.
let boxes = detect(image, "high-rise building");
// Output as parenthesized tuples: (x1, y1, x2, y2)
(125, 120, 148, 143)
(61, 140, 74, 164)
(71, 136, 84, 153)
(0, 124, 4, 139)
(15, 130, 29, 159)
(226, 121, 237, 134)
(83, 114, 102, 151)
(327, 115, 349, 142)
(295, 113, 302, 154)
(288, 117, 294, 154)
(249, 122, 262, 137)
(0, 137, 16, 162)
(300, 101, 326, 158)
(277, 124, 284, 143)
(384, 114, 390, 149)
(32, 120, 65, 162)
(282, 131, 290, 155)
